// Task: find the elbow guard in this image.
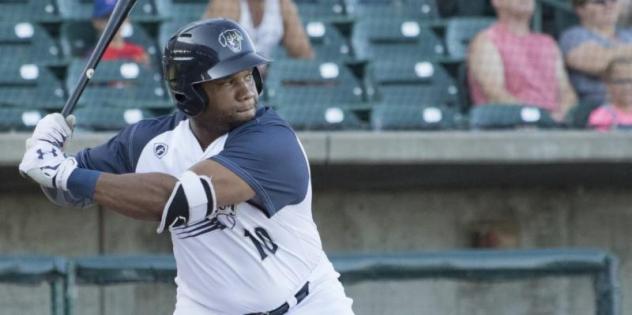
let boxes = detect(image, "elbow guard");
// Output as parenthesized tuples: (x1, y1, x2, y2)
(157, 171, 217, 233)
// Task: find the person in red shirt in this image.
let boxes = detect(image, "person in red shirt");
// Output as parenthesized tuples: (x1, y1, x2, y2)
(92, 0, 149, 64)
(588, 59, 632, 130)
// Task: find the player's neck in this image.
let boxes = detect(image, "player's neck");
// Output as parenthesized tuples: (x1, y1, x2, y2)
(188, 120, 228, 151)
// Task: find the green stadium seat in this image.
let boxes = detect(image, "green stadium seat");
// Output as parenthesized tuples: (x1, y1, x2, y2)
(276, 104, 363, 130)
(347, 0, 439, 19)
(265, 59, 366, 106)
(0, 0, 60, 23)
(378, 85, 459, 108)
(352, 18, 445, 60)
(272, 20, 352, 61)
(57, 0, 165, 22)
(60, 21, 160, 64)
(295, 0, 347, 21)
(0, 22, 62, 65)
(74, 106, 156, 131)
(0, 63, 66, 109)
(454, 0, 493, 17)
(445, 17, 494, 60)
(469, 104, 558, 129)
(0, 108, 44, 131)
(370, 104, 456, 130)
(163, 0, 208, 24)
(66, 59, 169, 109)
(566, 100, 601, 129)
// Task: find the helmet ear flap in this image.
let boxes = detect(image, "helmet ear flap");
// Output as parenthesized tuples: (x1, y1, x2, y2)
(253, 67, 263, 94)
(175, 84, 208, 116)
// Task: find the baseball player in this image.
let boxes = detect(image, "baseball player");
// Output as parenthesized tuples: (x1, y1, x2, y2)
(19, 18, 354, 315)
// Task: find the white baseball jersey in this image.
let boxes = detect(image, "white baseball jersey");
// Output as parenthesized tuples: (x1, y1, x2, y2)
(73, 106, 342, 314)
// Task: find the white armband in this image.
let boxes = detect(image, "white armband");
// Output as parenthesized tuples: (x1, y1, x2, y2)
(157, 171, 217, 233)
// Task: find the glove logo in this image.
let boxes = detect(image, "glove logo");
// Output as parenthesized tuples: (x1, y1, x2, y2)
(36, 148, 58, 160)
(218, 29, 243, 53)
(154, 143, 168, 159)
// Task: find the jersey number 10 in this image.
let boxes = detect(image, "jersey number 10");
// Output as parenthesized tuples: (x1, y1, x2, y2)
(244, 227, 278, 261)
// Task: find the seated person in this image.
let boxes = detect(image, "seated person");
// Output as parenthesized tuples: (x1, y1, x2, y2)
(204, 0, 314, 60)
(588, 59, 632, 130)
(468, 0, 577, 122)
(560, 0, 632, 106)
(92, 0, 149, 64)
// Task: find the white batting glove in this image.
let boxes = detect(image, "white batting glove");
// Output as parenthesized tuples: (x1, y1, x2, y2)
(26, 113, 76, 150)
(19, 141, 77, 191)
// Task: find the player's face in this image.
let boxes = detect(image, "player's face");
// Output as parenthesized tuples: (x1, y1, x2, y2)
(199, 69, 258, 129)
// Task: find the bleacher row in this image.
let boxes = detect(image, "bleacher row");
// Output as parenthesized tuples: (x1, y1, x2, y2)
(0, 0, 576, 131)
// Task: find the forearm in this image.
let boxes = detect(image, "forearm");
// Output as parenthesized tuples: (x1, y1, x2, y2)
(94, 172, 177, 221)
(484, 88, 520, 104)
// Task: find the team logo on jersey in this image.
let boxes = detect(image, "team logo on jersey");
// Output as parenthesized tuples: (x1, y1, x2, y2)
(218, 29, 243, 53)
(153, 143, 168, 159)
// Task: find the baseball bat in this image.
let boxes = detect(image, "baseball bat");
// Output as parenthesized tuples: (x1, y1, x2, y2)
(61, 0, 137, 117)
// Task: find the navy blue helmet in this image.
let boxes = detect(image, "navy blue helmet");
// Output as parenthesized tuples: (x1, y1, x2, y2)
(163, 18, 269, 116)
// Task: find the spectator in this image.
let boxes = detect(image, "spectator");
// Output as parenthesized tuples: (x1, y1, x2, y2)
(588, 59, 632, 130)
(560, 0, 632, 106)
(619, 0, 632, 27)
(203, 0, 314, 60)
(92, 0, 149, 64)
(468, 0, 577, 122)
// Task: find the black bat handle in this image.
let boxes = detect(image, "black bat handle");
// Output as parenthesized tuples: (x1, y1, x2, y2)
(61, 0, 136, 117)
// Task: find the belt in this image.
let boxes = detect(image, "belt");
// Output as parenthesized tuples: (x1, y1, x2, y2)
(246, 282, 310, 315)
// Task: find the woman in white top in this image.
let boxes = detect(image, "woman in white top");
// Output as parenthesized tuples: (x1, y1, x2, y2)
(204, 0, 314, 60)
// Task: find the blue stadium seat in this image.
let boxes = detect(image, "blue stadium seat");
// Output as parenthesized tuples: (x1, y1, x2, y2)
(295, 0, 347, 21)
(370, 104, 456, 130)
(66, 59, 169, 109)
(445, 17, 494, 60)
(378, 85, 459, 108)
(469, 104, 559, 129)
(0, 63, 66, 109)
(0, 22, 63, 65)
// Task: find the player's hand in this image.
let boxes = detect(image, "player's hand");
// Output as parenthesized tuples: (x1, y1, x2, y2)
(19, 140, 77, 190)
(26, 113, 76, 150)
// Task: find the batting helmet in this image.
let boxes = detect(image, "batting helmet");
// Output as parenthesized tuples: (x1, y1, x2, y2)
(162, 18, 269, 116)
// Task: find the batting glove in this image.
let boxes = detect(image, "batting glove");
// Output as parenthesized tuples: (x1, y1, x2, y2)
(26, 113, 76, 150)
(19, 140, 77, 191)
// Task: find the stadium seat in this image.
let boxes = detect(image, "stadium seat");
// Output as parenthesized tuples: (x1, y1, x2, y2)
(0, 108, 44, 131)
(369, 60, 458, 93)
(378, 85, 459, 108)
(0, 63, 66, 109)
(60, 21, 160, 64)
(57, 0, 165, 22)
(66, 59, 169, 109)
(370, 104, 456, 130)
(276, 104, 364, 130)
(162, 0, 208, 24)
(566, 100, 601, 129)
(352, 18, 445, 60)
(0, 22, 63, 65)
(469, 104, 559, 129)
(265, 59, 366, 106)
(445, 17, 494, 60)
(295, 0, 347, 21)
(346, 0, 439, 19)
(0, 0, 60, 23)
(73, 106, 155, 131)
(454, 0, 494, 17)
(272, 20, 352, 61)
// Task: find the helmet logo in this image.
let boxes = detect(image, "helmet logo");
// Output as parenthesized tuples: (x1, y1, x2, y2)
(218, 29, 244, 53)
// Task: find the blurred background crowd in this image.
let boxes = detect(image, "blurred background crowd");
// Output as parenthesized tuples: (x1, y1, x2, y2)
(2, 0, 632, 132)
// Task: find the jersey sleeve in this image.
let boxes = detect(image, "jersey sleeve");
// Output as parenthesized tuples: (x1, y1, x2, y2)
(74, 123, 138, 173)
(210, 123, 309, 217)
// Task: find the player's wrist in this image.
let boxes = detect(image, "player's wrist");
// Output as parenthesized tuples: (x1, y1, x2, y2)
(66, 167, 101, 199)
